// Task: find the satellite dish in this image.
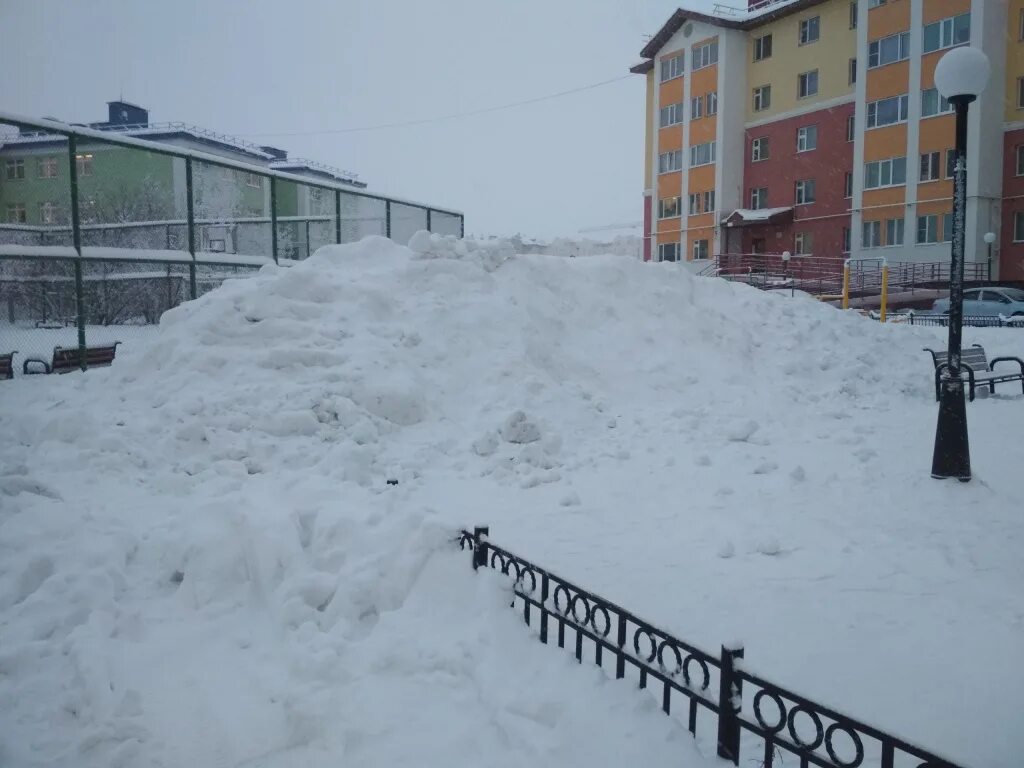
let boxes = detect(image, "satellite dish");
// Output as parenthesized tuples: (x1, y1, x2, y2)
(683, 23, 694, 37)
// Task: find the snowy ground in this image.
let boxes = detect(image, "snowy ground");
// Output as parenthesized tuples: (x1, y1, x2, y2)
(1, 234, 1021, 767)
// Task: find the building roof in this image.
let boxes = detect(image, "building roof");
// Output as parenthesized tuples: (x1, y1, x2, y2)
(721, 207, 793, 226)
(269, 158, 366, 189)
(637, 0, 826, 61)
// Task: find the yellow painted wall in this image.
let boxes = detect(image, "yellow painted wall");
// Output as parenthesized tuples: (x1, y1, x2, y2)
(1007, 0, 1024, 121)
(744, 0, 856, 122)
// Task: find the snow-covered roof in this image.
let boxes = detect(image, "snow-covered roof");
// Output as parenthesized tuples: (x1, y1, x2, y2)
(721, 207, 793, 225)
(268, 157, 365, 189)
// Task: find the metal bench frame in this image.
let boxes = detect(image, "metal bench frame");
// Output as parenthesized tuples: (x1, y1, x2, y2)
(0, 351, 16, 381)
(924, 344, 1024, 401)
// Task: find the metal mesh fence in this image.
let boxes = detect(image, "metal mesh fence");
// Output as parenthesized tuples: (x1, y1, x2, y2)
(390, 202, 429, 245)
(431, 211, 463, 237)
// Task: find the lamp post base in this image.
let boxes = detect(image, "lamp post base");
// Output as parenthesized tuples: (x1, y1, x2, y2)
(931, 378, 971, 481)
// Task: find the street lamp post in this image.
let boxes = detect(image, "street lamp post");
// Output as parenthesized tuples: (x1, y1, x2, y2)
(984, 231, 996, 280)
(931, 46, 991, 482)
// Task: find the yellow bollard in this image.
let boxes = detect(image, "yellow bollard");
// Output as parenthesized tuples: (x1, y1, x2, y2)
(841, 260, 851, 310)
(880, 263, 889, 322)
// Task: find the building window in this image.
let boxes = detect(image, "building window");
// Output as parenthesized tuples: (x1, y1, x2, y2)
(5, 203, 26, 223)
(796, 125, 818, 152)
(703, 190, 715, 213)
(920, 151, 941, 182)
(847, 115, 856, 142)
(753, 34, 773, 61)
(863, 220, 881, 248)
(692, 239, 710, 260)
(658, 196, 681, 219)
(1016, 145, 1024, 176)
(868, 31, 910, 69)
(946, 149, 957, 178)
(660, 102, 684, 127)
(942, 213, 953, 242)
(5, 159, 25, 180)
(751, 136, 770, 161)
(923, 13, 970, 54)
(868, 0, 887, 7)
(795, 232, 813, 255)
(245, 172, 262, 188)
(850, 1, 858, 29)
(692, 40, 719, 71)
(1014, 212, 1024, 242)
(921, 87, 953, 118)
(750, 187, 768, 209)
(691, 96, 704, 120)
(799, 16, 820, 45)
(660, 53, 685, 82)
(689, 141, 716, 167)
(1018, 78, 1024, 109)
(688, 193, 702, 216)
(798, 70, 819, 99)
(844, 171, 853, 198)
(37, 156, 59, 179)
(886, 217, 905, 246)
(795, 179, 816, 204)
(658, 150, 683, 174)
(864, 156, 907, 189)
(849, 58, 857, 84)
(917, 214, 939, 244)
(658, 242, 681, 262)
(39, 201, 57, 224)
(866, 94, 909, 128)
(753, 85, 772, 111)
(842, 227, 851, 253)
(75, 153, 93, 177)
(706, 91, 718, 116)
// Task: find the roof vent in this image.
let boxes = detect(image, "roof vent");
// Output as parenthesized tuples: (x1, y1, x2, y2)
(683, 23, 693, 37)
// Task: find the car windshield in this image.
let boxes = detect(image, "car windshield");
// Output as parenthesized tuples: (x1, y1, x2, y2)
(999, 288, 1024, 302)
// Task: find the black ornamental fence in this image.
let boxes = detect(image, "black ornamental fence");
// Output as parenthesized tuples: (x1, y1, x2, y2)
(459, 527, 965, 768)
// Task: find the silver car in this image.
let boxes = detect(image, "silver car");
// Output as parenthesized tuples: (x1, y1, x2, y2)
(932, 287, 1024, 317)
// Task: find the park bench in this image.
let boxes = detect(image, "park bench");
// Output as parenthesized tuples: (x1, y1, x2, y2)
(924, 344, 1024, 402)
(0, 352, 15, 380)
(23, 342, 121, 375)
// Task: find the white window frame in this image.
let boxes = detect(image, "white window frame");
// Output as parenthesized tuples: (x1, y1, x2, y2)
(753, 85, 771, 111)
(862, 220, 881, 248)
(916, 214, 939, 244)
(799, 16, 820, 45)
(692, 239, 710, 260)
(5, 158, 25, 180)
(658, 242, 681, 262)
(689, 141, 716, 168)
(750, 187, 768, 209)
(864, 156, 907, 189)
(867, 31, 910, 69)
(706, 91, 718, 116)
(868, 0, 887, 7)
(844, 171, 853, 198)
(6, 203, 27, 223)
(795, 231, 813, 255)
(692, 40, 719, 71)
(703, 190, 715, 214)
(1014, 212, 1024, 243)
(690, 96, 704, 120)
(850, 1, 858, 29)
(688, 193, 702, 216)
(246, 172, 263, 188)
(921, 87, 953, 118)
(795, 179, 816, 205)
(1016, 145, 1024, 177)
(753, 34, 773, 61)
(660, 102, 684, 127)
(660, 53, 685, 83)
(847, 114, 856, 142)
(920, 151, 940, 182)
(866, 94, 909, 129)
(798, 70, 819, 99)
(751, 136, 769, 162)
(796, 125, 818, 152)
(37, 156, 59, 179)
(842, 226, 851, 253)
(38, 201, 57, 225)
(75, 153, 93, 177)
(658, 150, 683, 174)
(885, 217, 905, 247)
(923, 13, 970, 54)
(658, 196, 681, 219)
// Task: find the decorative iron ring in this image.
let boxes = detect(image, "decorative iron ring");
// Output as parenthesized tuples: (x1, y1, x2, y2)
(824, 723, 864, 768)
(516, 566, 538, 594)
(633, 627, 657, 663)
(569, 593, 591, 626)
(553, 583, 572, 615)
(753, 689, 786, 734)
(658, 641, 683, 676)
(589, 603, 611, 637)
(489, 550, 505, 571)
(683, 655, 711, 691)
(787, 705, 825, 752)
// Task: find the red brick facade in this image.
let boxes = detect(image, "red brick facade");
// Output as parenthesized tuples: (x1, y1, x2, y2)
(1001, 129, 1024, 282)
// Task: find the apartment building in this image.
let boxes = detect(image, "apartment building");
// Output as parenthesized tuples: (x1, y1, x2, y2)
(632, 0, 1024, 282)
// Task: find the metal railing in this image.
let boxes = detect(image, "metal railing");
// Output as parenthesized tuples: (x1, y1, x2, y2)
(460, 527, 966, 768)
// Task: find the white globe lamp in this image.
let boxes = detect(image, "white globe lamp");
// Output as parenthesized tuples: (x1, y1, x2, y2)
(934, 46, 990, 103)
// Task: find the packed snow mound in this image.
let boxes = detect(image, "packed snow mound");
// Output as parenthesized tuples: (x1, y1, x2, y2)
(3, 234, 1022, 767)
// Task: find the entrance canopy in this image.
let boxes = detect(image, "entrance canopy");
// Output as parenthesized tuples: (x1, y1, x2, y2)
(721, 207, 793, 228)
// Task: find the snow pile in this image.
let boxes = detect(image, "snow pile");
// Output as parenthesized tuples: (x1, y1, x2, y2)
(2, 234, 1023, 767)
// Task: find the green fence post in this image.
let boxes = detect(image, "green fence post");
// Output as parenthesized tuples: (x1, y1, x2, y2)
(459, 214, 465, 239)
(385, 201, 392, 239)
(335, 190, 342, 244)
(270, 176, 279, 264)
(68, 134, 87, 370)
(426, 208, 432, 233)
(185, 157, 197, 300)
(305, 219, 311, 259)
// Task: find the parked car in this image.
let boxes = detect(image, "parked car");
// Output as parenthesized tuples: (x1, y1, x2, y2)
(932, 287, 1024, 317)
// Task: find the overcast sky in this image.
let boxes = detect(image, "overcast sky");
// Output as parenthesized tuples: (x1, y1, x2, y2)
(1, 0, 723, 239)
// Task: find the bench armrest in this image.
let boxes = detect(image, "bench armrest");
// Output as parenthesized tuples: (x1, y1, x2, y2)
(22, 357, 51, 375)
(990, 356, 1024, 375)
